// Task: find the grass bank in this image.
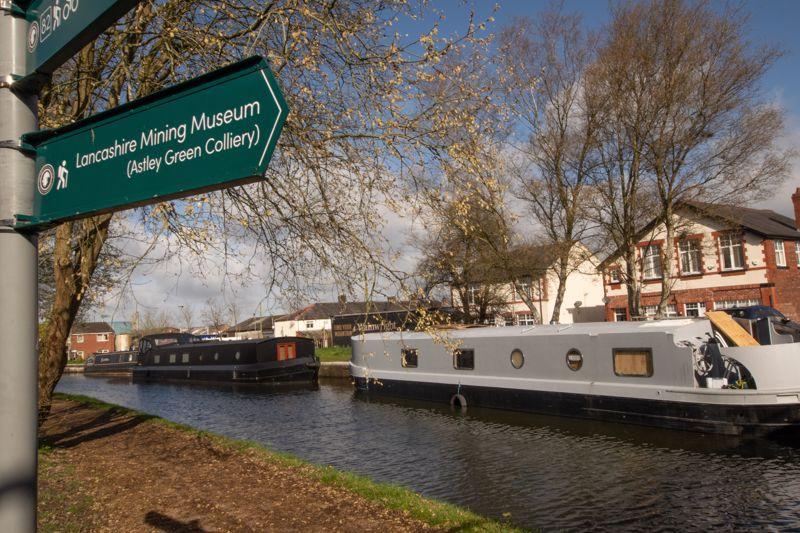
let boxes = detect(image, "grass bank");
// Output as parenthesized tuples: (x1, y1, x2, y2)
(45, 392, 525, 532)
(316, 345, 352, 362)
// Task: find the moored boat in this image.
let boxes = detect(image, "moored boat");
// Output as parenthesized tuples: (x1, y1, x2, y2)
(132, 333, 319, 383)
(350, 317, 800, 436)
(84, 350, 138, 375)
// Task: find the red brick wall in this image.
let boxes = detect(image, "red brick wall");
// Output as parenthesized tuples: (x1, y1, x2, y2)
(69, 332, 115, 359)
(764, 238, 800, 319)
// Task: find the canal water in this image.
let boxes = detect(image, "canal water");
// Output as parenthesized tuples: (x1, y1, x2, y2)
(56, 374, 800, 531)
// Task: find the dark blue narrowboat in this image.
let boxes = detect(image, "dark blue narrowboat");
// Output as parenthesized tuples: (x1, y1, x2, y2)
(132, 333, 319, 383)
(84, 350, 138, 375)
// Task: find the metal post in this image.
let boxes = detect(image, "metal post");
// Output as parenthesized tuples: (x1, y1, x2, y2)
(0, 2, 39, 531)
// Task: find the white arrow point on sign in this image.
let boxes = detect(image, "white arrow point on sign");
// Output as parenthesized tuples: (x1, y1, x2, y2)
(260, 69, 284, 168)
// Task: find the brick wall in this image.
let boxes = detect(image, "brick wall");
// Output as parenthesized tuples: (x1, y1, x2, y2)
(764, 238, 800, 318)
(69, 332, 115, 359)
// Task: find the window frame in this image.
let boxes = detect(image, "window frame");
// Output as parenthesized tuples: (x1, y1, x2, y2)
(401, 348, 418, 368)
(608, 267, 621, 284)
(75, 334, 84, 343)
(678, 239, 702, 275)
(775, 240, 787, 267)
(684, 302, 707, 317)
(453, 348, 474, 370)
(642, 244, 663, 280)
(510, 349, 524, 369)
(612, 348, 654, 378)
(719, 234, 744, 271)
(614, 308, 627, 322)
(96, 333, 109, 342)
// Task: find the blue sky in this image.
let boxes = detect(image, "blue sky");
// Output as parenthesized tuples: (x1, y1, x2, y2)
(403, 0, 800, 216)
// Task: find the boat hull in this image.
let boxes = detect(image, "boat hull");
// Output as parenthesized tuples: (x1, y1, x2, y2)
(84, 362, 136, 376)
(353, 376, 800, 437)
(133, 358, 319, 384)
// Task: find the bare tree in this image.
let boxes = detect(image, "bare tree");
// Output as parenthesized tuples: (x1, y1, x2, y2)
(499, 10, 600, 323)
(178, 305, 194, 332)
(202, 297, 227, 329)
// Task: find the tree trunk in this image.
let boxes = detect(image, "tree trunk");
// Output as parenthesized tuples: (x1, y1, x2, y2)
(624, 246, 641, 319)
(549, 255, 570, 324)
(513, 280, 542, 324)
(656, 210, 675, 318)
(38, 215, 112, 425)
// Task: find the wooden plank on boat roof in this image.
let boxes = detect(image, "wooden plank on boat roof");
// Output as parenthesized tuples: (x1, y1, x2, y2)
(705, 311, 760, 347)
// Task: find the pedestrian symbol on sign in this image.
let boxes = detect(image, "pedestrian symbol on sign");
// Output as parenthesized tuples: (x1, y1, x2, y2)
(56, 161, 69, 190)
(37, 164, 55, 196)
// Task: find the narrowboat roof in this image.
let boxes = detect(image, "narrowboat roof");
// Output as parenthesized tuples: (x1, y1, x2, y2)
(356, 319, 712, 342)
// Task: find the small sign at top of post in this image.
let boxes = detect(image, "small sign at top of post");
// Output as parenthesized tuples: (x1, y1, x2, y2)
(22, 0, 142, 80)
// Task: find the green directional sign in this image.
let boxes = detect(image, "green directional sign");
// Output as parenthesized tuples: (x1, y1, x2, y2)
(23, 0, 142, 79)
(19, 56, 288, 228)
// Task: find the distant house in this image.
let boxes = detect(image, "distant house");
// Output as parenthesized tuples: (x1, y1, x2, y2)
(600, 190, 800, 321)
(67, 321, 115, 360)
(451, 244, 606, 325)
(275, 300, 438, 347)
(223, 316, 278, 340)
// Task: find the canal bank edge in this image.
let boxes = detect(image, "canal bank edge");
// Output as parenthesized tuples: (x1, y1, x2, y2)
(41, 393, 525, 532)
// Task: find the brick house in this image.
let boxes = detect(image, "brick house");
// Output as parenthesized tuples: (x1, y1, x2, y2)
(600, 189, 800, 321)
(67, 321, 116, 360)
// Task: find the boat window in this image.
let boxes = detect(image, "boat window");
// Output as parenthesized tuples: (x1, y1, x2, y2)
(453, 348, 474, 370)
(235, 351, 241, 361)
(566, 349, 583, 371)
(169, 354, 176, 364)
(613, 348, 653, 377)
(182, 353, 190, 363)
(401, 348, 418, 368)
(214, 353, 219, 361)
(199, 354, 204, 362)
(154, 355, 160, 364)
(510, 349, 524, 369)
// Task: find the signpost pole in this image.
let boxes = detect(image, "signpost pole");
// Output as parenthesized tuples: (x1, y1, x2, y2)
(0, 2, 39, 531)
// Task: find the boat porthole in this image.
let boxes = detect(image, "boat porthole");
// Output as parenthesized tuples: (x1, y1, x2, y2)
(510, 349, 524, 369)
(235, 351, 241, 361)
(566, 348, 583, 371)
(214, 353, 219, 361)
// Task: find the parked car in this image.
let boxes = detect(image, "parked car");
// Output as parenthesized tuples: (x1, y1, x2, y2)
(722, 305, 800, 342)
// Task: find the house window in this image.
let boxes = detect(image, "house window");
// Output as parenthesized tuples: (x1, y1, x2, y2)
(453, 348, 474, 370)
(665, 304, 678, 318)
(714, 299, 759, 310)
(684, 302, 706, 317)
(642, 304, 677, 319)
(467, 284, 480, 306)
(401, 348, 418, 368)
(614, 308, 627, 322)
(774, 240, 786, 267)
(642, 306, 657, 319)
(679, 240, 702, 275)
(75, 335, 84, 343)
(99, 349, 109, 354)
(517, 314, 536, 326)
(719, 234, 743, 270)
(642, 245, 662, 279)
(305, 321, 314, 329)
(504, 316, 515, 326)
(796, 242, 800, 267)
(613, 348, 653, 377)
(609, 268, 621, 284)
(97, 333, 109, 342)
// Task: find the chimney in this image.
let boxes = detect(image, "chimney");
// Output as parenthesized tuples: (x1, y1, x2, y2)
(793, 187, 800, 230)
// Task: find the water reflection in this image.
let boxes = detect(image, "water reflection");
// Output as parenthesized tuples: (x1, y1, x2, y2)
(59, 375, 800, 531)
